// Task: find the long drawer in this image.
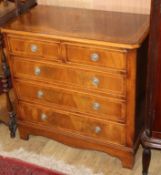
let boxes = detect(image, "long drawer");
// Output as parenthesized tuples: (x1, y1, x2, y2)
(15, 80, 126, 123)
(7, 36, 60, 61)
(12, 58, 126, 97)
(66, 43, 127, 70)
(18, 102, 126, 145)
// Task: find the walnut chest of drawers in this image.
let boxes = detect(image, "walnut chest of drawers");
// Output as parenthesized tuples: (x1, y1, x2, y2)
(2, 5, 149, 168)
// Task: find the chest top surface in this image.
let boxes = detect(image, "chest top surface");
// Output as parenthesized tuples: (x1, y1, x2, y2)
(2, 5, 149, 49)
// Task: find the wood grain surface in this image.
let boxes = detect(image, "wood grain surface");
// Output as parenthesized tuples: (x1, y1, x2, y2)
(12, 57, 126, 98)
(2, 6, 150, 48)
(15, 80, 126, 122)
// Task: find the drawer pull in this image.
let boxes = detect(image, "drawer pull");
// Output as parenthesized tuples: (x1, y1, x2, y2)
(31, 44, 38, 52)
(92, 77, 100, 86)
(95, 126, 102, 134)
(90, 53, 100, 62)
(37, 90, 44, 98)
(92, 102, 101, 110)
(34, 67, 41, 76)
(40, 113, 48, 121)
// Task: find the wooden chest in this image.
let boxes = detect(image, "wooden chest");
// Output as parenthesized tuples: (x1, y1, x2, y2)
(2, 5, 149, 168)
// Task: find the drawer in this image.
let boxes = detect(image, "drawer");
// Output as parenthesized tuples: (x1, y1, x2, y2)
(7, 36, 60, 61)
(12, 58, 126, 97)
(66, 44, 127, 70)
(15, 81, 126, 123)
(18, 102, 126, 145)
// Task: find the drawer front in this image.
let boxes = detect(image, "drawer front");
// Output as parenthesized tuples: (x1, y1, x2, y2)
(18, 102, 126, 145)
(15, 81, 126, 122)
(8, 36, 60, 61)
(13, 58, 126, 96)
(66, 44, 126, 70)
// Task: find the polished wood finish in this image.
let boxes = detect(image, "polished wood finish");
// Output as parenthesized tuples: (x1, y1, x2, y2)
(2, 5, 149, 168)
(12, 57, 126, 98)
(142, 148, 151, 175)
(18, 102, 126, 145)
(8, 36, 60, 61)
(15, 80, 126, 122)
(141, 0, 161, 175)
(66, 44, 127, 70)
(3, 5, 149, 48)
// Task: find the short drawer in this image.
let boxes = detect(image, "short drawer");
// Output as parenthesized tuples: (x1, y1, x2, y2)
(7, 36, 60, 61)
(66, 44, 127, 70)
(15, 81, 126, 123)
(12, 58, 126, 97)
(18, 102, 126, 145)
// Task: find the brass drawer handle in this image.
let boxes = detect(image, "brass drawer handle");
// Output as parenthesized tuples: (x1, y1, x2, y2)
(92, 77, 100, 86)
(40, 113, 48, 121)
(92, 102, 101, 110)
(37, 90, 44, 98)
(31, 44, 38, 52)
(34, 67, 41, 76)
(90, 53, 100, 62)
(95, 126, 102, 134)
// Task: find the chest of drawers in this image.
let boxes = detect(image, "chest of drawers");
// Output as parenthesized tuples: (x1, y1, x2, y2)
(2, 5, 149, 168)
